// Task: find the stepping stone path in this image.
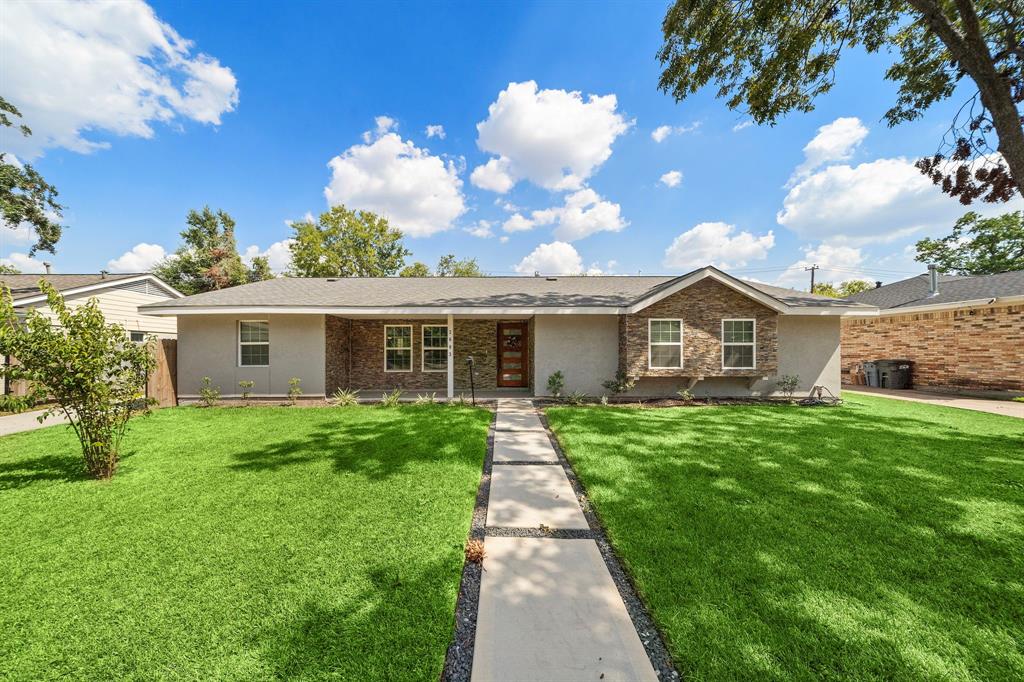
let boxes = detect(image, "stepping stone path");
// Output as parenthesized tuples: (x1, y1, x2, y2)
(471, 399, 659, 681)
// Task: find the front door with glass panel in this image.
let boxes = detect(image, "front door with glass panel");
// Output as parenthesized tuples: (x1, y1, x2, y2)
(497, 322, 528, 387)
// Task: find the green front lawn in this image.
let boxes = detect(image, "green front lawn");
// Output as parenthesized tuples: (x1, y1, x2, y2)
(0, 405, 489, 680)
(547, 394, 1024, 680)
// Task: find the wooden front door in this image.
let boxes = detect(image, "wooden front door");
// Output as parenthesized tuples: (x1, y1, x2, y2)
(497, 322, 528, 387)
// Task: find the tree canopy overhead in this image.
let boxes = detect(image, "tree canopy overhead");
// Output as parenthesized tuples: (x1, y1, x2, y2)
(915, 210, 1024, 274)
(658, 1, 1024, 203)
(153, 207, 272, 295)
(0, 95, 63, 254)
(288, 205, 411, 278)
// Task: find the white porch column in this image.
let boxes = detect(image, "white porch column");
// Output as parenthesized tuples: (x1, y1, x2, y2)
(447, 313, 454, 399)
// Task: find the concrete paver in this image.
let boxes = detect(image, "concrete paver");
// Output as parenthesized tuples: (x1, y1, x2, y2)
(493, 429, 558, 463)
(494, 409, 546, 432)
(846, 387, 1024, 418)
(472, 537, 658, 682)
(487, 465, 588, 529)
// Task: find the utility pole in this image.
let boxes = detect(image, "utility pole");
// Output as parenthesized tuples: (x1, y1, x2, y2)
(805, 264, 819, 293)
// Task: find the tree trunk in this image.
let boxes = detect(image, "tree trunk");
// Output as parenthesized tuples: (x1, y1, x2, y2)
(908, 0, 1024, 195)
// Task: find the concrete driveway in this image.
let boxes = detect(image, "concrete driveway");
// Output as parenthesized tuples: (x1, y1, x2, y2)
(845, 387, 1024, 419)
(0, 409, 68, 436)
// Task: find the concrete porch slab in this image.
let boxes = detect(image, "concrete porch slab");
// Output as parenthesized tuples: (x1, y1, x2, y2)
(493, 430, 558, 463)
(488, 465, 588, 529)
(472, 537, 658, 682)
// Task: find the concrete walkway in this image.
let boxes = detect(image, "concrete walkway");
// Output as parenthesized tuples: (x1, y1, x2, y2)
(846, 387, 1024, 419)
(0, 408, 67, 436)
(472, 399, 658, 681)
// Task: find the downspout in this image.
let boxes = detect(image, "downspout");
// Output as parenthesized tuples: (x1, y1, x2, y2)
(347, 318, 353, 390)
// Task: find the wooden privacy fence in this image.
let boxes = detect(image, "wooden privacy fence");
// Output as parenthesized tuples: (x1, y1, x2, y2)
(147, 339, 177, 407)
(4, 338, 178, 408)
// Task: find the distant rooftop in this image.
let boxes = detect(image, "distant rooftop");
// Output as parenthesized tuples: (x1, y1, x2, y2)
(0, 273, 143, 301)
(848, 270, 1024, 310)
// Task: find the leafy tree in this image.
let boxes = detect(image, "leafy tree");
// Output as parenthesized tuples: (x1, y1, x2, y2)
(0, 264, 20, 275)
(399, 261, 432, 277)
(399, 254, 484, 277)
(248, 255, 274, 282)
(153, 207, 267, 295)
(915, 210, 1024, 274)
(0, 96, 63, 254)
(288, 205, 410, 277)
(658, 1, 1024, 203)
(814, 279, 876, 298)
(0, 282, 156, 479)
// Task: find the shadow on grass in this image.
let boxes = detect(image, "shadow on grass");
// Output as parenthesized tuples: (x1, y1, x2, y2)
(230, 405, 489, 480)
(256, 554, 463, 680)
(546, 401, 1024, 679)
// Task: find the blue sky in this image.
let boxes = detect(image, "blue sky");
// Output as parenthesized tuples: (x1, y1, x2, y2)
(3, 0, 1016, 288)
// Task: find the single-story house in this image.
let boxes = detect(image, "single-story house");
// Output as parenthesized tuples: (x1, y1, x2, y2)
(842, 267, 1024, 392)
(139, 266, 876, 401)
(1, 271, 183, 397)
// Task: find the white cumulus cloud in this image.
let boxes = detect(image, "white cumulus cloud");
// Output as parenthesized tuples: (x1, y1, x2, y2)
(0, 252, 49, 273)
(243, 239, 294, 274)
(501, 189, 626, 241)
(0, 0, 238, 158)
(663, 222, 774, 270)
(514, 241, 586, 275)
(732, 120, 754, 132)
(792, 117, 869, 181)
(777, 157, 967, 245)
(775, 243, 867, 290)
(465, 220, 494, 238)
(659, 170, 683, 188)
(651, 121, 701, 143)
(107, 243, 168, 272)
(324, 128, 466, 237)
(472, 81, 632, 192)
(425, 124, 446, 139)
(470, 156, 515, 193)
(503, 213, 537, 233)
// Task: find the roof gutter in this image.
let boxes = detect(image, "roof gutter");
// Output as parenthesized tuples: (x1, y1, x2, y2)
(11, 273, 184, 306)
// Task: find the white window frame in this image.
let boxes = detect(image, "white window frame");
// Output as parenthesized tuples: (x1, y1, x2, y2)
(238, 320, 270, 367)
(721, 318, 756, 370)
(421, 324, 448, 373)
(648, 318, 684, 369)
(384, 324, 413, 373)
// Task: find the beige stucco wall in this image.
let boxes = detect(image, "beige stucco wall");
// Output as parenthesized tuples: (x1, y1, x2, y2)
(533, 314, 619, 396)
(22, 289, 178, 337)
(627, 314, 842, 397)
(177, 314, 326, 397)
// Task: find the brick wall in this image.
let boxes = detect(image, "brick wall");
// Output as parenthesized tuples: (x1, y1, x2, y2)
(324, 316, 531, 393)
(619, 278, 779, 378)
(841, 304, 1024, 391)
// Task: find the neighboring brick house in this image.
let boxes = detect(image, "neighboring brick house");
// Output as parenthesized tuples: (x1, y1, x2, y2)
(842, 268, 1024, 392)
(139, 266, 874, 401)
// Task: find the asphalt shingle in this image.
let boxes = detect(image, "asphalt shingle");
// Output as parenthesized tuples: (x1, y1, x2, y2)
(848, 270, 1024, 310)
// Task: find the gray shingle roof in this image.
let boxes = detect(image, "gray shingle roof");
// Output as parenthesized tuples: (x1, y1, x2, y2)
(848, 270, 1024, 310)
(1, 273, 143, 302)
(140, 268, 871, 311)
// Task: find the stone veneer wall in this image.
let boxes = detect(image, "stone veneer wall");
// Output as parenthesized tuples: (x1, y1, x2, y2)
(325, 316, 533, 393)
(841, 303, 1024, 391)
(619, 278, 779, 378)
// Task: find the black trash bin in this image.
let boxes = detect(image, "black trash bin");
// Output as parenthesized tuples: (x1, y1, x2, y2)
(876, 359, 914, 389)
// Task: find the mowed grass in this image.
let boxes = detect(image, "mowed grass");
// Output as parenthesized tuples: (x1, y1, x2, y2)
(546, 394, 1024, 680)
(0, 405, 490, 681)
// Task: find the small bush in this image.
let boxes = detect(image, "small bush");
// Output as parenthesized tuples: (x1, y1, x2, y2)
(676, 388, 694, 402)
(777, 374, 800, 401)
(546, 370, 565, 398)
(414, 392, 438, 405)
(199, 377, 221, 408)
(600, 394, 609, 406)
(332, 388, 360, 406)
(287, 377, 303, 404)
(449, 393, 469, 406)
(238, 380, 255, 402)
(601, 370, 636, 396)
(566, 390, 588, 405)
(380, 388, 402, 407)
(465, 538, 486, 564)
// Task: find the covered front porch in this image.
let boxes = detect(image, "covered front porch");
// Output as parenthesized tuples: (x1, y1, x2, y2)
(325, 314, 535, 399)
